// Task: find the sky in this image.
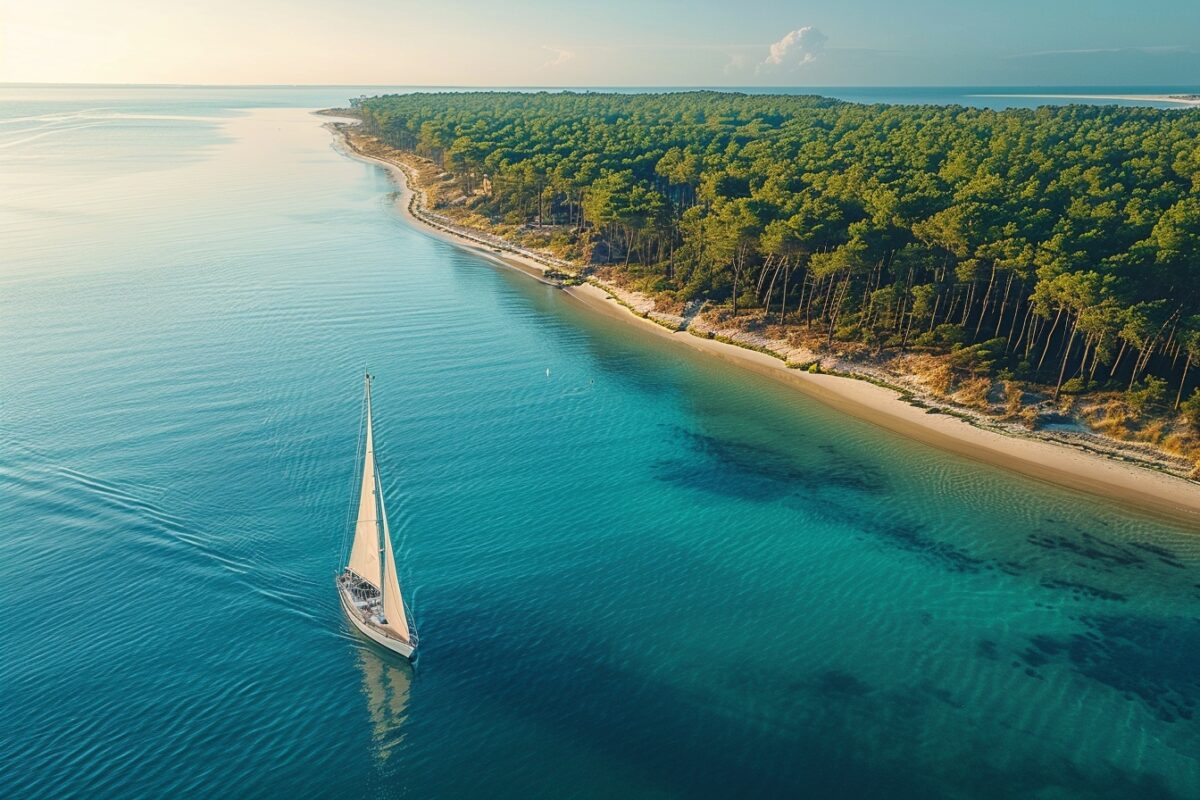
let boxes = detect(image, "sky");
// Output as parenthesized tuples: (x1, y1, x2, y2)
(2, 0, 1199, 87)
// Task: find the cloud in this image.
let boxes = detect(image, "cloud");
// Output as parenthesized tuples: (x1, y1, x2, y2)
(723, 52, 751, 75)
(762, 26, 828, 70)
(540, 46, 575, 69)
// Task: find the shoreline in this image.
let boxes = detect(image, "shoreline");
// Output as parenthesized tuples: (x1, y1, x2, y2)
(970, 93, 1200, 107)
(323, 115, 1200, 525)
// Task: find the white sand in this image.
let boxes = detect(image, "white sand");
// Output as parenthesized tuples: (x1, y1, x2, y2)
(971, 93, 1200, 107)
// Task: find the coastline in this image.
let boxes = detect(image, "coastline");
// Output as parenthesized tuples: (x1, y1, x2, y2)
(971, 93, 1200, 107)
(323, 115, 1200, 524)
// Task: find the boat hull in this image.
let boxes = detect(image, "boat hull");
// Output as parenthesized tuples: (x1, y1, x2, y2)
(337, 580, 415, 659)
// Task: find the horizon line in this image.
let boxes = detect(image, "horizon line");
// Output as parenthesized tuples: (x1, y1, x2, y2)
(3, 81, 1199, 91)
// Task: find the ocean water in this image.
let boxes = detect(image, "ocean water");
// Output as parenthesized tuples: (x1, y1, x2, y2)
(1, 88, 1199, 799)
(3, 83, 1198, 112)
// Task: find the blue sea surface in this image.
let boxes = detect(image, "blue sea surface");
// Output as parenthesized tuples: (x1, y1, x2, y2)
(1, 88, 1199, 799)
(3, 82, 1198, 111)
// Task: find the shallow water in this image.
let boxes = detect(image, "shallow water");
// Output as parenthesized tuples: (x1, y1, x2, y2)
(1, 88, 1198, 799)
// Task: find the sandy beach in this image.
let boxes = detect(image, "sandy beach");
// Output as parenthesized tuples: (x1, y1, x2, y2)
(325, 116, 1200, 524)
(971, 93, 1200, 107)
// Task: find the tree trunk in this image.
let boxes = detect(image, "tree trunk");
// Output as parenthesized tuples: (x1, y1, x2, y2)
(731, 261, 741, 315)
(778, 262, 792, 325)
(974, 263, 998, 338)
(993, 272, 1014, 338)
(1109, 339, 1128, 378)
(1006, 297, 1027, 354)
(827, 274, 851, 344)
(762, 260, 783, 322)
(1036, 307, 1065, 374)
(1053, 320, 1079, 401)
(1176, 353, 1192, 411)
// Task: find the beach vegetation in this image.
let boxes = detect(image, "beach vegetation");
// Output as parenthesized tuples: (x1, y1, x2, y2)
(1183, 390, 1200, 428)
(1003, 380, 1024, 419)
(1128, 376, 1168, 414)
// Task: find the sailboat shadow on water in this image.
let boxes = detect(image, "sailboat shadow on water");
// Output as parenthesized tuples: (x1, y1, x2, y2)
(354, 645, 414, 763)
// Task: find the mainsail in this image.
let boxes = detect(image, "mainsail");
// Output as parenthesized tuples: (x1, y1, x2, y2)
(347, 378, 382, 586)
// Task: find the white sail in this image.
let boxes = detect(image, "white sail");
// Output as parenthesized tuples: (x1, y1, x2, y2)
(347, 378, 382, 587)
(380, 514, 412, 642)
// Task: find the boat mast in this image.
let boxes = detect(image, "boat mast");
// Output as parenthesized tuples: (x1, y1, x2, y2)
(365, 372, 389, 620)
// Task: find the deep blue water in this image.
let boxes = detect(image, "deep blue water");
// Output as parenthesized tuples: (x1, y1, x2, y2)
(1, 89, 1199, 799)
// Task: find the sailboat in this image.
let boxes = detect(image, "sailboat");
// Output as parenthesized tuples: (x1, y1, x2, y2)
(337, 373, 417, 659)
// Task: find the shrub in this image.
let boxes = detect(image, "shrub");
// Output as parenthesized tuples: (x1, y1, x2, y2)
(1181, 389, 1200, 428)
(933, 324, 967, 347)
(949, 337, 1006, 376)
(954, 377, 992, 409)
(1003, 380, 1024, 418)
(1089, 400, 1131, 436)
(921, 361, 954, 396)
(834, 323, 862, 340)
(1127, 376, 1167, 414)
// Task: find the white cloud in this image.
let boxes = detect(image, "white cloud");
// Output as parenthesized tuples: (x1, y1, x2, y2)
(723, 52, 751, 75)
(540, 46, 576, 69)
(762, 26, 828, 70)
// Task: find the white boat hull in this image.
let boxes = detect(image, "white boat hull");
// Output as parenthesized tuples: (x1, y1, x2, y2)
(337, 580, 415, 659)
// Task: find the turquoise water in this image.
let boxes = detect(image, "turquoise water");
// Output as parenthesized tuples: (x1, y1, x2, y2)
(2, 89, 1199, 799)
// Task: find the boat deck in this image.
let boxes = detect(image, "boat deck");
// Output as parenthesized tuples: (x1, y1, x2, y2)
(337, 570, 416, 648)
